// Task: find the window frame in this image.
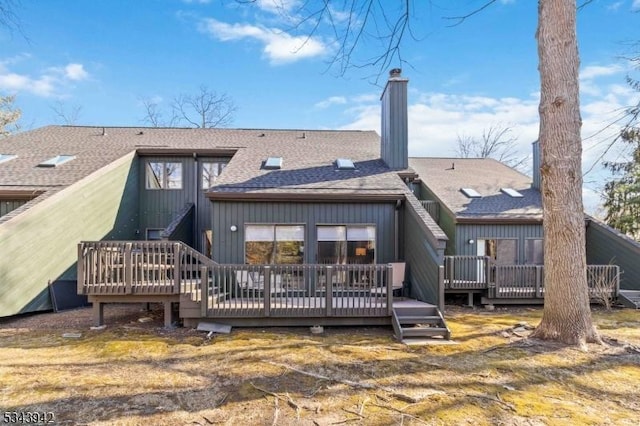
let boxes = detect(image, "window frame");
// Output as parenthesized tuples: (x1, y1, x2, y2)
(201, 161, 226, 190)
(524, 238, 544, 265)
(244, 224, 306, 265)
(145, 161, 183, 190)
(316, 224, 376, 265)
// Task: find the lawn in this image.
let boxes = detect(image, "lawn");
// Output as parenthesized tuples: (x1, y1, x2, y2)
(0, 305, 638, 425)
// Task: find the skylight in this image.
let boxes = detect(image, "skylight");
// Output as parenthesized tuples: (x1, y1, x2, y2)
(501, 187, 524, 198)
(460, 188, 481, 198)
(0, 154, 17, 164)
(263, 156, 283, 170)
(38, 155, 76, 168)
(336, 158, 355, 170)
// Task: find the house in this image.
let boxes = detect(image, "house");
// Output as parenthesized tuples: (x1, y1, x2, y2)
(0, 69, 637, 341)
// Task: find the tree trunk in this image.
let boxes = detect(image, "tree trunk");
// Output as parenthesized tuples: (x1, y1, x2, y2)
(531, 0, 600, 346)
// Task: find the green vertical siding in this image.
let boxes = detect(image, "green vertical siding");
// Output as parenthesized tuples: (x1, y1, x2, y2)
(586, 219, 640, 290)
(418, 183, 456, 254)
(212, 201, 397, 264)
(455, 223, 543, 261)
(0, 152, 139, 317)
(0, 200, 28, 218)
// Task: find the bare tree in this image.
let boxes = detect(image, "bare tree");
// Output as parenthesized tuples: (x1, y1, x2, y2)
(50, 100, 82, 125)
(0, 94, 21, 137)
(172, 86, 236, 128)
(140, 87, 236, 128)
(255, 0, 599, 346)
(0, 0, 22, 36)
(455, 125, 527, 169)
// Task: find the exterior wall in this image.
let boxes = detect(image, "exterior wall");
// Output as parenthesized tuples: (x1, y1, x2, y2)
(586, 219, 640, 290)
(139, 155, 228, 252)
(1, 200, 29, 218)
(0, 153, 139, 317)
(211, 201, 397, 264)
(418, 183, 456, 255)
(380, 74, 408, 170)
(403, 196, 447, 307)
(455, 223, 543, 262)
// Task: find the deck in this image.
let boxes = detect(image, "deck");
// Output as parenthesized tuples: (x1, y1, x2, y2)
(444, 256, 620, 305)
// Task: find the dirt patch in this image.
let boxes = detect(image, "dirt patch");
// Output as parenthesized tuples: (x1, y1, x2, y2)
(1, 304, 639, 425)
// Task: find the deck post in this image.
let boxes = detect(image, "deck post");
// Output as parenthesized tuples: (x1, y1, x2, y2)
(264, 266, 271, 317)
(325, 266, 333, 317)
(438, 265, 445, 313)
(124, 243, 133, 294)
(200, 266, 208, 317)
(93, 300, 104, 326)
(77, 243, 85, 295)
(535, 266, 543, 298)
(447, 257, 454, 289)
(387, 264, 394, 315)
(173, 243, 181, 294)
(164, 301, 173, 327)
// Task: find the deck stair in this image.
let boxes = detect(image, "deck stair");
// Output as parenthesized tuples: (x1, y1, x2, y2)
(619, 290, 640, 309)
(392, 304, 450, 343)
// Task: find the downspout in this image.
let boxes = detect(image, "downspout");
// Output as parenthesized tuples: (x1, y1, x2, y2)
(193, 153, 198, 250)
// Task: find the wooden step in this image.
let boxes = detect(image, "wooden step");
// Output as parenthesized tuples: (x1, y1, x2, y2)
(401, 326, 449, 338)
(392, 306, 439, 317)
(396, 315, 442, 324)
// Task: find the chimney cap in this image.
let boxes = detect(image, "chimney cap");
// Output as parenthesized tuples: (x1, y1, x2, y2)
(389, 68, 402, 78)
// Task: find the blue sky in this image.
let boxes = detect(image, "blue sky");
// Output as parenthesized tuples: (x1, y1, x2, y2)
(1, 0, 639, 214)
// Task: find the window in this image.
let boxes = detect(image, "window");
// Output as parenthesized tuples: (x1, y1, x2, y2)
(336, 158, 355, 170)
(263, 157, 283, 170)
(203, 230, 213, 257)
(480, 239, 517, 265)
(525, 239, 544, 264)
(202, 162, 226, 190)
(0, 154, 17, 164)
(146, 161, 182, 189)
(461, 188, 481, 198)
(146, 228, 164, 240)
(245, 225, 305, 264)
(317, 225, 375, 264)
(501, 187, 524, 198)
(38, 155, 75, 167)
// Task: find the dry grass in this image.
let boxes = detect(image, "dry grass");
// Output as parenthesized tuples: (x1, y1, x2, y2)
(0, 304, 639, 425)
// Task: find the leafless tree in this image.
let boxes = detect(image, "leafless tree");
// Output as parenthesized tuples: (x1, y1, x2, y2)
(50, 100, 82, 125)
(252, 0, 600, 346)
(171, 86, 236, 128)
(0, 0, 22, 35)
(455, 125, 527, 169)
(0, 94, 21, 137)
(140, 87, 236, 128)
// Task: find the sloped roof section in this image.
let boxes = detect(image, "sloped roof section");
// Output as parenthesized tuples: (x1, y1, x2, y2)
(409, 157, 542, 221)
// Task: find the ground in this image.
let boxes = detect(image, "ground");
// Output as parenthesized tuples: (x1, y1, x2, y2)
(0, 304, 639, 425)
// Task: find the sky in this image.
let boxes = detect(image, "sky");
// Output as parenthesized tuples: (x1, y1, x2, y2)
(1, 0, 639, 215)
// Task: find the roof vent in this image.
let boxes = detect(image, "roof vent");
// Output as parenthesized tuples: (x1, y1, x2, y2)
(501, 187, 524, 198)
(460, 188, 481, 198)
(38, 155, 76, 168)
(336, 158, 356, 170)
(264, 157, 283, 170)
(0, 154, 17, 164)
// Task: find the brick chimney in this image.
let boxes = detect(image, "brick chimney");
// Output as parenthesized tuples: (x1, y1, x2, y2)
(381, 68, 409, 170)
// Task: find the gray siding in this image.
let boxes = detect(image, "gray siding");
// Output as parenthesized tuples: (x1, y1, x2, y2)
(0, 200, 28, 218)
(456, 223, 543, 262)
(586, 219, 640, 290)
(212, 201, 397, 264)
(139, 156, 228, 252)
(380, 76, 408, 169)
(0, 153, 139, 317)
(418, 183, 456, 255)
(403, 200, 446, 307)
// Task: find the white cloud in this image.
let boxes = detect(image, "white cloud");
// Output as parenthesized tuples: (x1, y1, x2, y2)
(580, 64, 624, 81)
(337, 66, 640, 215)
(607, 1, 623, 11)
(182, 0, 212, 4)
(315, 96, 347, 109)
(64, 63, 89, 81)
(0, 59, 90, 97)
(254, 0, 300, 14)
(199, 18, 327, 64)
(633, 0, 640, 11)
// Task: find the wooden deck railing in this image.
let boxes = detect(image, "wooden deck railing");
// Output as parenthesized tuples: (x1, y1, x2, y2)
(444, 255, 620, 300)
(420, 200, 440, 222)
(78, 241, 218, 296)
(489, 264, 620, 299)
(444, 256, 492, 290)
(201, 263, 393, 318)
(79, 241, 393, 318)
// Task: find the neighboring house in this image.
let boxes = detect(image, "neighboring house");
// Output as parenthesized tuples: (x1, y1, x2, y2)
(0, 69, 637, 340)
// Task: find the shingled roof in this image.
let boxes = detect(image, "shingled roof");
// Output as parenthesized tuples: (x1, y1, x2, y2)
(0, 125, 408, 209)
(409, 157, 543, 221)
